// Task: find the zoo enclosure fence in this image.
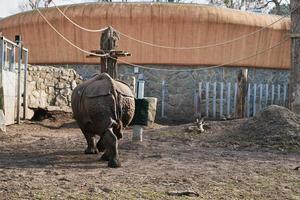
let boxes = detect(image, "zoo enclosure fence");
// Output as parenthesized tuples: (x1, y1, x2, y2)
(0, 35, 28, 125)
(160, 80, 288, 119)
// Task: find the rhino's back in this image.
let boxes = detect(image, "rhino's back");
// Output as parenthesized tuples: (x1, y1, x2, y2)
(71, 74, 117, 134)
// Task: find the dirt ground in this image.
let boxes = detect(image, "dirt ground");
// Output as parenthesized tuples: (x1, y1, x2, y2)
(0, 116, 299, 200)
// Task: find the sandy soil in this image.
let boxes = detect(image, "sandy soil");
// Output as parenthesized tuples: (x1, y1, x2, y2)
(0, 117, 299, 200)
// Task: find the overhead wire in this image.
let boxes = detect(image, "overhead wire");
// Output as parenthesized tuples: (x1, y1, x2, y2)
(114, 36, 290, 71)
(35, 8, 108, 57)
(35, 6, 289, 71)
(51, 0, 108, 32)
(51, 0, 292, 50)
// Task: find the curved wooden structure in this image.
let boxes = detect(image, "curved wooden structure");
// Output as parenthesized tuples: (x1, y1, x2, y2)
(0, 3, 291, 69)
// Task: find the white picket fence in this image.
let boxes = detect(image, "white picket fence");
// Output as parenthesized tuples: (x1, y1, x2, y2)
(195, 82, 288, 119)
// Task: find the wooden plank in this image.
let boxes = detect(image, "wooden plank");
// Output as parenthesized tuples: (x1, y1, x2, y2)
(283, 84, 287, 107)
(271, 85, 275, 105)
(194, 90, 198, 116)
(161, 80, 165, 118)
(227, 82, 231, 118)
(206, 82, 210, 117)
(259, 84, 263, 111)
(199, 82, 202, 116)
(253, 84, 257, 116)
(277, 85, 281, 105)
(234, 82, 238, 117)
(212, 82, 217, 118)
(265, 84, 269, 107)
(247, 83, 251, 118)
(220, 82, 224, 118)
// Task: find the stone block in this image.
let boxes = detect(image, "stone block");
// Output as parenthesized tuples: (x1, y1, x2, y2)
(60, 88, 72, 96)
(55, 95, 68, 107)
(46, 106, 61, 111)
(56, 82, 65, 89)
(71, 80, 77, 90)
(27, 81, 36, 93)
(0, 110, 6, 132)
(144, 97, 157, 125)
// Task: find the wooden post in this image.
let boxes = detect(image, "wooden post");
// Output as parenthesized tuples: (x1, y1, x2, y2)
(100, 26, 119, 79)
(236, 69, 248, 118)
(15, 35, 22, 124)
(289, 1, 300, 113)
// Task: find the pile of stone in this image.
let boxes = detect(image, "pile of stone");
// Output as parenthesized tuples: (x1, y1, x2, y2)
(27, 65, 83, 113)
(239, 105, 300, 152)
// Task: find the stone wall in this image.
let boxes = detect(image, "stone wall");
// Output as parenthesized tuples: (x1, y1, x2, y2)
(27, 64, 290, 123)
(68, 64, 290, 123)
(27, 65, 83, 115)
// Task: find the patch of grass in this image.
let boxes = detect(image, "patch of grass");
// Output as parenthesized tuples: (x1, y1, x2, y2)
(33, 191, 45, 200)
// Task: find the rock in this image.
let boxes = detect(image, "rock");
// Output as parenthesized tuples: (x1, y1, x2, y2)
(60, 88, 72, 96)
(61, 76, 69, 81)
(144, 97, 157, 125)
(56, 82, 65, 89)
(46, 106, 61, 111)
(31, 90, 39, 98)
(39, 91, 48, 108)
(0, 110, 6, 132)
(55, 95, 68, 107)
(28, 96, 38, 108)
(27, 75, 33, 82)
(61, 106, 72, 113)
(71, 80, 77, 90)
(27, 81, 36, 93)
(48, 87, 54, 94)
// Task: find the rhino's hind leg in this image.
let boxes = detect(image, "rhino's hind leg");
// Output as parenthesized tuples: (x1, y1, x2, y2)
(102, 128, 121, 168)
(96, 137, 105, 152)
(100, 151, 110, 161)
(83, 132, 98, 154)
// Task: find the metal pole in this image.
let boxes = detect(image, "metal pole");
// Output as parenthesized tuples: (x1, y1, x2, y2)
(0, 38, 4, 69)
(16, 37, 22, 124)
(23, 50, 28, 120)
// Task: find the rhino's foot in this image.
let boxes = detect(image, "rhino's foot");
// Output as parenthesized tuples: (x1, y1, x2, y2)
(84, 147, 98, 154)
(100, 153, 110, 161)
(108, 159, 121, 168)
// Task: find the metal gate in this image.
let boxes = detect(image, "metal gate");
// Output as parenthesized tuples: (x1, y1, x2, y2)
(0, 35, 28, 126)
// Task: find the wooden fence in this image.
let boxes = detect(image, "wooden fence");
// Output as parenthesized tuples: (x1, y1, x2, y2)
(194, 82, 288, 119)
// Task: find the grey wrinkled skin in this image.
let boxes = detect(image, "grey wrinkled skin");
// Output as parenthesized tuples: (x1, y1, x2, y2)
(71, 73, 135, 168)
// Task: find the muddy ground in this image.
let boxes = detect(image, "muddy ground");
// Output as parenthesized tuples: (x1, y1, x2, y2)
(0, 116, 299, 200)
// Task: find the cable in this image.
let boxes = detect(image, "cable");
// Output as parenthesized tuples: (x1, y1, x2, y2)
(35, 8, 108, 57)
(36, 6, 289, 71)
(112, 36, 289, 71)
(51, 1, 108, 33)
(51, 0, 292, 50)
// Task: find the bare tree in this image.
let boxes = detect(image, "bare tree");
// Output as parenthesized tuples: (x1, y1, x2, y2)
(19, 0, 52, 11)
(209, 0, 289, 15)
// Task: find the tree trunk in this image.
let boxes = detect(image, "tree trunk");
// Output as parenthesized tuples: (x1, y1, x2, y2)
(100, 27, 119, 79)
(289, 0, 300, 113)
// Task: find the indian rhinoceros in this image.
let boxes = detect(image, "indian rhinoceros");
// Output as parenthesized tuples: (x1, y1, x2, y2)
(71, 73, 135, 168)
